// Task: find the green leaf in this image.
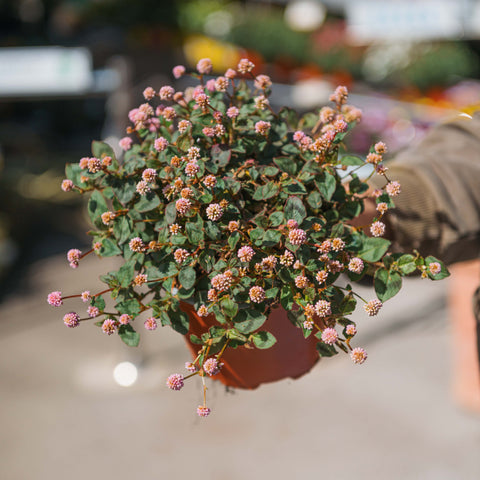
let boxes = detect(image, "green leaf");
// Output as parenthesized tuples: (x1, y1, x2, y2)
(198, 249, 215, 273)
(100, 238, 122, 257)
(425, 256, 450, 280)
(234, 309, 267, 334)
(91, 140, 116, 165)
(228, 231, 241, 250)
(358, 237, 390, 262)
(252, 181, 279, 201)
(283, 182, 307, 195)
(252, 331, 277, 349)
(316, 342, 338, 357)
(176, 132, 193, 151)
(109, 177, 137, 205)
(115, 298, 142, 316)
(179, 267, 196, 290)
(135, 191, 160, 212)
(118, 324, 140, 347)
(349, 176, 369, 194)
(340, 155, 364, 166)
(169, 308, 190, 335)
(186, 218, 205, 244)
(262, 229, 282, 247)
(316, 172, 336, 201)
(374, 268, 402, 302)
(116, 260, 135, 287)
(306, 190, 322, 209)
(397, 254, 417, 275)
(274, 156, 297, 175)
(220, 297, 238, 318)
(65, 163, 87, 188)
(165, 202, 177, 224)
(211, 144, 231, 168)
(280, 285, 294, 310)
(269, 211, 284, 227)
(113, 215, 134, 245)
(91, 296, 105, 311)
(205, 221, 221, 240)
(284, 196, 306, 224)
(88, 190, 109, 229)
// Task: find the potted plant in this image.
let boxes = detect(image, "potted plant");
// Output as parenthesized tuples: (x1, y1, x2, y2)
(48, 58, 448, 418)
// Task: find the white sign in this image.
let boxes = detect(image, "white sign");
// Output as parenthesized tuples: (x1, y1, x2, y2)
(0, 46, 93, 97)
(346, 1, 464, 43)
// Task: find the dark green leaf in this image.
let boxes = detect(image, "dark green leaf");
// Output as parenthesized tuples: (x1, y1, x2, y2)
(228, 231, 241, 250)
(65, 163, 87, 188)
(283, 182, 307, 195)
(116, 260, 136, 287)
(115, 298, 142, 316)
(262, 229, 282, 247)
(306, 190, 322, 209)
(176, 132, 193, 151)
(165, 202, 177, 224)
(211, 144, 231, 168)
(234, 309, 267, 334)
(284, 196, 306, 224)
(358, 237, 390, 262)
(186, 218, 205, 244)
(220, 297, 238, 318)
(113, 215, 134, 245)
(169, 308, 190, 335)
(179, 267, 196, 290)
(100, 238, 122, 257)
(252, 331, 277, 349)
(252, 181, 279, 201)
(340, 155, 364, 166)
(269, 211, 284, 227)
(135, 191, 160, 212)
(280, 285, 294, 310)
(316, 172, 336, 201)
(396, 254, 417, 275)
(316, 341, 337, 357)
(118, 324, 140, 347)
(374, 268, 402, 302)
(88, 190, 109, 229)
(274, 156, 297, 176)
(425, 256, 450, 280)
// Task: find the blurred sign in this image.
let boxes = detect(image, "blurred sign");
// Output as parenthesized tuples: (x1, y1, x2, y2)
(346, 1, 464, 43)
(0, 47, 93, 97)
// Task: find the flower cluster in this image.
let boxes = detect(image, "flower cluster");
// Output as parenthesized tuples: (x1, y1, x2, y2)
(51, 58, 449, 417)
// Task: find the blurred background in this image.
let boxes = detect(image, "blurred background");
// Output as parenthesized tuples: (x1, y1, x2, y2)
(1, 1, 480, 479)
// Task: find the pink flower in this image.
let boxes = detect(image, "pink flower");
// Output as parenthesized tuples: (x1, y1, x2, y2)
(329, 85, 348, 105)
(185, 362, 197, 372)
(348, 257, 364, 274)
(174, 248, 189, 264)
(61, 179, 73, 192)
(238, 246, 255, 263)
(47, 291, 63, 307)
(144, 317, 158, 331)
(175, 198, 192, 216)
(316, 270, 328, 284)
(303, 319, 314, 330)
(249, 286, 265, 303)
(136, 180, 151, 195)
(81, 291, 91, 302)
(67, 249, 82, 262)
(225, 68, 236, 79)
(288, 228, 307, 246)
(287, 219, 298, 229)
(196, 58, 213, 75)
(119, 137, 133, 151)
(142, 168, 157, 183)
(159, 86, 175, 100)
(197, 405, 211, 417)
(315, 300, 331, 317)
(203, 358, 222, 376)
(293, 131, 305, 142)
(166, 373, 184, 390)
(295, 275, 308, 289)
(346, 324, 357, 336)
(428, 262, 442, 275)
(172, 65, 186, 79)
(178, 119, 191, 133)
(237, 58, 254, 74)
(206, 203, 223, 221)
(227, 106, 239, 119)
(87, 306, 99, 318)
(350, 347, 367, 365)
(203, 175, 217, 188)
(321, 327, 338, 345)
(143, 86, 155, 100)
(197, 305, 208, 317)
(162, 107, 176, 120)
(370, 221, 386, 237)
(185, 162, 199, 177)
(102, 318, 117, 335)
(205, 79, 216, 92)
(129, 237, 145, 252)
(364, 299, 382, 316)
(374, 141, 387, 154)
(211, 273, 233, 292)
(254, 74, 272, 89)
(255, 120, 271, 135)
(63, 312, 80, 328)
(119, 314, 131, 325)
(154, 137, 169, 152)
(386, 181, 401, 197)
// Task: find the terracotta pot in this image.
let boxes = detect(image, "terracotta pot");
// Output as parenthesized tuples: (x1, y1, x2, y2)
(180, 302, 319, 389)
(448, 260, 480, 412)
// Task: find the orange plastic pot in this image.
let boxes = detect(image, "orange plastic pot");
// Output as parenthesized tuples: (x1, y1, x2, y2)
(180, 302, 319, 389)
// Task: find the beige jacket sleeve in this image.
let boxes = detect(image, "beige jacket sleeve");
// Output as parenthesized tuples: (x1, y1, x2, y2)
(371, 112, 480, 265)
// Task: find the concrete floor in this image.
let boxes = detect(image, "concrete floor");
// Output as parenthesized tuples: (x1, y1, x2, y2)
(1, 253, 479, 480)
